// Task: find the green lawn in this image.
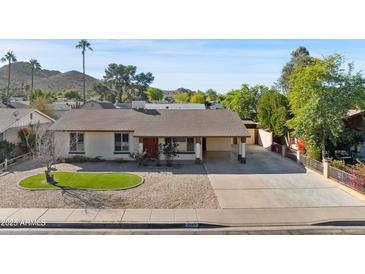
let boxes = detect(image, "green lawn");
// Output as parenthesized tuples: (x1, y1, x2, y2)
(19, 172, 143, 190)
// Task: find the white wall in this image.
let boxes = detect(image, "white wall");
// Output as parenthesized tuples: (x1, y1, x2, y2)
(206, 137, 231, 151)
(55, 131, 136, 160)
(258, 129, 273, 149)
(54, 132, 196, 161)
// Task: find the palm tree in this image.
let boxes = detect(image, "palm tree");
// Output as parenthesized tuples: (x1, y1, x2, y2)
(75, 39, 93, 103)
(28, 59, 42, 92)
(1, 51, 17, 97)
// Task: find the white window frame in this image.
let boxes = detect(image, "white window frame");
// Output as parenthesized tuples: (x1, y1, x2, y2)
(165, 137, 195, 153)
(114, 132, 129, 153)
(69, 132, 85, 154)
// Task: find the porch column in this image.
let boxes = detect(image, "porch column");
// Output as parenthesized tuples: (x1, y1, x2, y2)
(239, 137, 246, 164)
(195, 137, 202, 164)
(139, 137, 144, 154)
(238, 137, 242, 160)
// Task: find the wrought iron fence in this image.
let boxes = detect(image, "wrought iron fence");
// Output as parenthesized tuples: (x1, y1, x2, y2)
(299, 154, 323, 174)
(329, 166, 365, 193)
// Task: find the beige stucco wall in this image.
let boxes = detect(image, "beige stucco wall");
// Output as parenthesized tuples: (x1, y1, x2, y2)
(258, 129, 273, 149)
(206, 137, 231, 151)
(246, 128, 256, 145)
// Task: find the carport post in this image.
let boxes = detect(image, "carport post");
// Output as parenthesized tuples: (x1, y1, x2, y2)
(195, 137, 202, 164)
(239, 137, 246, 164)
(139, 137, 144, 154)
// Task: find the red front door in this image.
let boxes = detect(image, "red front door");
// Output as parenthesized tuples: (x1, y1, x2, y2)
(143, 138, 158, 158)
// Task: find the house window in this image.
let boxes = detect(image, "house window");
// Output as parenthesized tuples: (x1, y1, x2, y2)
(0, 132, 4, 142)
(164, 137, 195, 152)
(69, 132, 85, 153)
(114, 133, 129, 152)
(187, 138, 194, 152)
(30, 113, 33, 120)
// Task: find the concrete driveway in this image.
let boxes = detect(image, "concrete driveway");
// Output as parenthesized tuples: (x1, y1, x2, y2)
(204, 145, 365, 209)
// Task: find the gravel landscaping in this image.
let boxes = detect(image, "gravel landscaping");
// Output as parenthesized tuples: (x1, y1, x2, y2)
(0, 159, 219, 209)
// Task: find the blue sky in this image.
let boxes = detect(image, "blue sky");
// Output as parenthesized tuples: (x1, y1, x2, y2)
(1, 39, 365, 93)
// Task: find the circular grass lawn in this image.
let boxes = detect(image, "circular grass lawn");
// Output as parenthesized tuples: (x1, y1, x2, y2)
(19, 172, 143, 190)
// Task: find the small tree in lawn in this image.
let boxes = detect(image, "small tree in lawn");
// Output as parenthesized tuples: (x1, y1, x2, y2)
(33, 124, 57, 183)
(160, 141, 179, 166)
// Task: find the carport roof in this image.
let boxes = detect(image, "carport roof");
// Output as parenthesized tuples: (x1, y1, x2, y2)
(50, 109, 250, 137)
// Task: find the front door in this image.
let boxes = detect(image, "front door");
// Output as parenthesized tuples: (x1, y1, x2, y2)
(143, 138, 158, 158)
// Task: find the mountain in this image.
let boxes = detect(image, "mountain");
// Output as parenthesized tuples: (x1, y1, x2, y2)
(0, 62, 99, 93)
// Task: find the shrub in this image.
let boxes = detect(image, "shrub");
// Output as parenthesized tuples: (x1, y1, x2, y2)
(130, 150, 148, 165)
(305, 144, 322, 160)
(62, 156, 104, 163)
(331, 159, 347, 171)
(160, 142, 179, 166)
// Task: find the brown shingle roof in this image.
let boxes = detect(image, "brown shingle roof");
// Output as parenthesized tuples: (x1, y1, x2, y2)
(50, 109, 250, 137)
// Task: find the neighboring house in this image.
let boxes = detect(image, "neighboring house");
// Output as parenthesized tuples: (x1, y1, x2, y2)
(0, 109, 54, 143)
(132, 101, 206, 110)
(81, 99, 116, 110)
(46, 101, 78, 119)
(50, 109, 250, 163)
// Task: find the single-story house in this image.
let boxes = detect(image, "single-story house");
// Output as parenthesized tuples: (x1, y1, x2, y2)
(131, 101, 206, 110)
(81, 99, 116, 110)
(50, 109, 250, 163)
(0, 109, 55, 143)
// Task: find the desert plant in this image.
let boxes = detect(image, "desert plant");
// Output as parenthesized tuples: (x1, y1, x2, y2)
(160, 142, 179, 166)
(130, 150, 148, 165)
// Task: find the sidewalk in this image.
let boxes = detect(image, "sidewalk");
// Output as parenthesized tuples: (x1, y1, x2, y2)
(2, 207, 365, 228)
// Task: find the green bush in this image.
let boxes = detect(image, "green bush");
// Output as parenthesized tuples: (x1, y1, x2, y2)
(305, 144, 322, 161)
(331, 159, 347, 171)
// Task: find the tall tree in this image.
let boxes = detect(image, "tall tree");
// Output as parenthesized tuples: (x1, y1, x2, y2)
(278, 46, 311, 94)
(90, 81, 116, 103)
(205, 89, 218, 101)
(1, 51, 17, 97)
(287, 54, 365, 160)
(28, 59, 42, 92)
(146, 87, 163, 102)
(75, 39, 93, 103)
(222, 84, 269, 120)
(174, 92, 190, 104)
(103, 63, 154, 102)
(190, 91, 206, 104)
(257, 89, 291, 144)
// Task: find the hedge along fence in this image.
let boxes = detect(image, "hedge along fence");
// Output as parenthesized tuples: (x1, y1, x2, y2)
(328, 165, 365, 194)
